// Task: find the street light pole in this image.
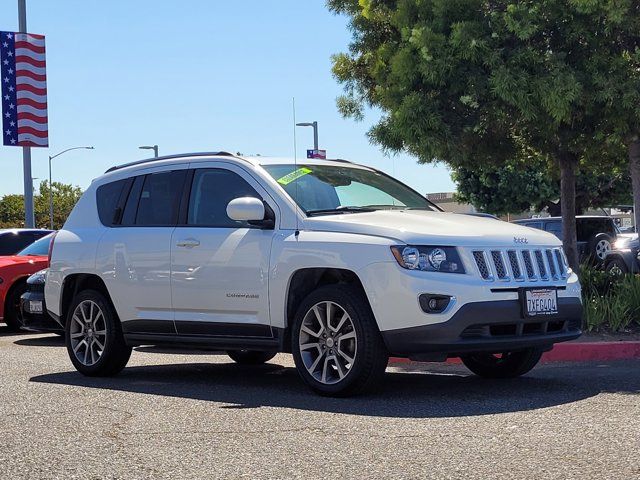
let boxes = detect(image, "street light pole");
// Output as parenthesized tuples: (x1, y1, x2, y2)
(295, 122, 319, 150)
(48, 146, 94, 229)
(18, 0, 34, 228)
(139, 145, 159, 157)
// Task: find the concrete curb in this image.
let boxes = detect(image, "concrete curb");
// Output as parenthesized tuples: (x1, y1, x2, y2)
(388, 341, 640, 366)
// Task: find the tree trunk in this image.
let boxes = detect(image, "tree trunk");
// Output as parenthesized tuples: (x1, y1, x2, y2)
(559, 153, 580, 274)
(629, 138, 640, 233)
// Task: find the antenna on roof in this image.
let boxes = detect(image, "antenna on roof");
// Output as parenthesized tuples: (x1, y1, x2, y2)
(293, 97, 300, 237)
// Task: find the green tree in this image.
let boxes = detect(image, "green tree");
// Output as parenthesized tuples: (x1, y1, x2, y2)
(328, 0, 638, 271)
(0, 194, 27, 228)
(0, 181, 83, 229)
(453, 158, 631, 216)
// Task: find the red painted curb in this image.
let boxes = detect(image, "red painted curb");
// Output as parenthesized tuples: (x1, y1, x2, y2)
(388, 341, 640, 366)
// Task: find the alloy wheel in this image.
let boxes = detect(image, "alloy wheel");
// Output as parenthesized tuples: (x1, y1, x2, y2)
(595, 240, 611, 260)
(607, 263, 624, 277)
(298, 301, 357, 385)
(69, 300, 107, 366)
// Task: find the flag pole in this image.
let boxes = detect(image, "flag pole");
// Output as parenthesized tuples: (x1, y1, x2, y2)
(18, 0, 34, 228)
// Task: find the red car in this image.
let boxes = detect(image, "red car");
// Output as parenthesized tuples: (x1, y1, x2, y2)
(0, 233, 53, 331)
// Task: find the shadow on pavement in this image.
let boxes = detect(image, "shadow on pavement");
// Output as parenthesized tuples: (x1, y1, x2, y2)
(30, 359, 640, 418)
(14, 335, 65, 347)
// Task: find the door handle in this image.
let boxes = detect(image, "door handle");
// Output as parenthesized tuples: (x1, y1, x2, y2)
(176, 238, 200, 248)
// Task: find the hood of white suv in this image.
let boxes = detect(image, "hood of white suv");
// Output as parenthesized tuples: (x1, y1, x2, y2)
(304, 210, 561, 247)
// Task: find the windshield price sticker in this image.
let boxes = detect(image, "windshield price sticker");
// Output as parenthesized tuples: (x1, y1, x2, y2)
(277, 167, 312, 185)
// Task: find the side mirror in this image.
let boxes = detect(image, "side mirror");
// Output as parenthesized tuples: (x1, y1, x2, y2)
(227, 197, 274, 229)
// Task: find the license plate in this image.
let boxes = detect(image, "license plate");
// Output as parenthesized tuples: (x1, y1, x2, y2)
(29, 300, 43, 314)
(523, 289, 558, 317)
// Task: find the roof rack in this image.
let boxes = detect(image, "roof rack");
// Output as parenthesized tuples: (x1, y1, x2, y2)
(105, 151, 236, 173)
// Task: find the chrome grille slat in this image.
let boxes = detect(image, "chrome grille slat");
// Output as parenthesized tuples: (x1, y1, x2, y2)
(521, 250, 536, 280)
(546, 249, 558, 279)
(472, 247, 567, 282)
(491, 250, 508, 280)
(534, 250, 548, 280)
(473, 251, 492, 280)
(554, 249, 567, 278)
(507, 250, 523, 281)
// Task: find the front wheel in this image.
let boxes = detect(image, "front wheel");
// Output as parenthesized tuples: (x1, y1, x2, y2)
(291, 285, 388, 397)
(461, 348, 543, 379)
(226, 350, 277, 365)
(3, 282, 28, 331)
(66, 290, 132, 376)
(605, 257, 629, 276)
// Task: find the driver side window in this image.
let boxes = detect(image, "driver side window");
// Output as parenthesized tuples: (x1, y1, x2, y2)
(187, 169, 261, 228)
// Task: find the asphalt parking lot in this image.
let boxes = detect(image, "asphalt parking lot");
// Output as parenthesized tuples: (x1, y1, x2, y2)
(1, 327, 638, 479)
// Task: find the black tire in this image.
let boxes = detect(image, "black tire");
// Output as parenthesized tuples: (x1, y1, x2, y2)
(226, 350, 277, 365)
(588, 233, 613, 266)
(605, 257, 629, 276)
(461, 348, 543, 379)
(65, 289, 132, 376)
(3, 281, 28, 331)
(291, 284, 388, 397)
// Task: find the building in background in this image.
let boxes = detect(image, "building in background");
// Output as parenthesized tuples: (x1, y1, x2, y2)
(426, 192, 477, 214)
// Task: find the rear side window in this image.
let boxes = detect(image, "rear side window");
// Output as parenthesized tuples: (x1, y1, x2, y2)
(0, 232, 34, 255)
(187, 169, 261, 227)
(576, 218, 616, 241)
(97, 179, 128, 226)
(135, 171, 186, 226)
(121, 176, 145, 226)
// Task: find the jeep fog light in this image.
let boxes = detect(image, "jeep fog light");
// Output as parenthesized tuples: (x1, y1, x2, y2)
(419, 294, 452, 314)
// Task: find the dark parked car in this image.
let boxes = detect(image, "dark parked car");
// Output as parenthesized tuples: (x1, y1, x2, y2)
(512, 216, 618, 264)
(20, 267, 63, 334)
(0, 229, 53, 256)
(603, 234, 639, 275)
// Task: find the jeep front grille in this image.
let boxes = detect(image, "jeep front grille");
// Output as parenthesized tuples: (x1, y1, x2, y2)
(473, 251, 492, 280)
(471, 247, 567, 282)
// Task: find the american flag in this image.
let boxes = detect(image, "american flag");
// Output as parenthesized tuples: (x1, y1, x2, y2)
(1, 31, 48, 147)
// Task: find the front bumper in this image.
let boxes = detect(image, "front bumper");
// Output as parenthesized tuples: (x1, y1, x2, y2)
(381, 297, 582, 361)
(20, 289, 63, 333)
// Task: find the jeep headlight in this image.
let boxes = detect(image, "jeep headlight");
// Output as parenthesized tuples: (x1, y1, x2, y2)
(391, 246, 465, 274)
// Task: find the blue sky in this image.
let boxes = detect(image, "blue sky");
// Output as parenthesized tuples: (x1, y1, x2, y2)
(0, 0, 454, 196)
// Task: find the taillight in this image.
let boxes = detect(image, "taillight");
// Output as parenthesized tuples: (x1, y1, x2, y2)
(47, 231, 58, 264)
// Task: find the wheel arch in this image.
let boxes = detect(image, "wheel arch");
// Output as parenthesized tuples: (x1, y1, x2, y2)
(281, 267, 371, 353)
(60, 274, 116, 324)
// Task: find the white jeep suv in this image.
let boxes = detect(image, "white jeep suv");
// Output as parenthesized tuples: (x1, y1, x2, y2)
(45, 152, 582, 396)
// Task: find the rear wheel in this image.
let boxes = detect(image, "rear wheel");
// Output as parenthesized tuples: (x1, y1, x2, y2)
(291, 285, 388, 397)
(65, 290, 131, 376)
(589, 233, 612, 265)
(461, 348, 543, 379)
(226, 350, 277, 365)
(3, 282, 28, 331)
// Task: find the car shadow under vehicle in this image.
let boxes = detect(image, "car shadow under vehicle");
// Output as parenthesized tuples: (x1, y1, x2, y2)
(14, 334, 65, 347)
(29, 359, 640, 419)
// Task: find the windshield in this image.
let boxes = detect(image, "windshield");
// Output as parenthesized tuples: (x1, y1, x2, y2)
(18, 233, 53, 257)
(263, 164, 437, 215)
